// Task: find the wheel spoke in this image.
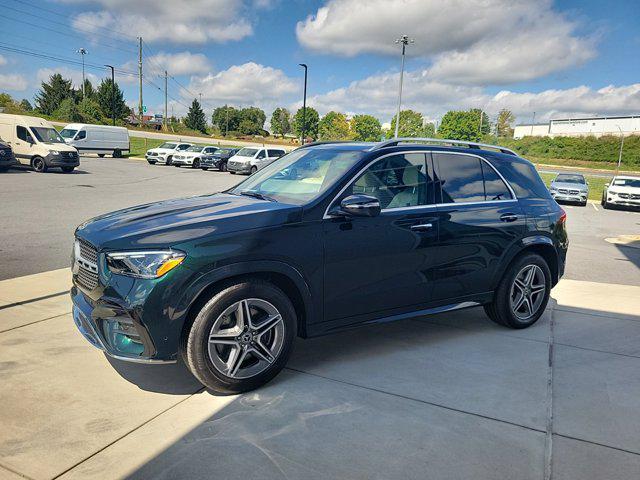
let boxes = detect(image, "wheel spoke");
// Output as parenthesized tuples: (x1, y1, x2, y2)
(209, 331, 239, 346)
(251, 341, 275, 364)
(514, 278, 527, 292)
(255, 314, 282, 335)
(236, 300, 251, 330)
(522, 296, 533, 316)
(228, 346, 247, 377)
(524, 266, 536, 287)
(513, 292, 526, 311)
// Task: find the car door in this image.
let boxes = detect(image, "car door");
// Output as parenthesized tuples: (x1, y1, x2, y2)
(255, 149, 267, 169)
(14, 125, 34, 163)
(430, 152, 526, 302)
(323, 152, 439, 323)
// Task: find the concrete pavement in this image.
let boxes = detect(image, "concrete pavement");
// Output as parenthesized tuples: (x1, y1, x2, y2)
(0, 269, 639, 479)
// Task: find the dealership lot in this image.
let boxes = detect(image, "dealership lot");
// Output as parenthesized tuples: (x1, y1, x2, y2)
(1, 155, 639, 479)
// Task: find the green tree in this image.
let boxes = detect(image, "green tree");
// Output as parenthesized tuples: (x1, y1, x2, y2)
(496, 109, 515, 137)
(438, 109, 490, 141)
(212, 105, 241, 134)
(318, 111, 352, 140)
(35, 73, 74, 115)
(270, 107, 291, 138)
(292, 107, 319, 141)
(184, 99, 207, 133)
(423, 122, 435, 137)
(19, 99, 33, 111)
(96, 78, 128, 122)
(80, 79, 97, 101)
(52, 98, 83, 122)
(237, 107, 266, 135)
(388, 110, 425, 138)
(351, 114, 382, 141)
(78, 97, 104, 123)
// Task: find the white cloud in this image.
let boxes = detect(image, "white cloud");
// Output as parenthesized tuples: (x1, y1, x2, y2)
(0, 55, 7, 67)
(189, 62, 299, 109)
(297, 0, 596, 85)
(36, 67, 99, 89)
(68, 0, 253, 44)
(146, 51, 212, 76)
(0, 73, 28, 91)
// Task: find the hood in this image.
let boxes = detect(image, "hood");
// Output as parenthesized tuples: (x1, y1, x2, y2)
(148, 148, 174, 154)
(75, 193, 303, 250)
(609, 184, 640, 194)
(551, 181, 587, 190)
(44, 143, 77, 152)
(229, 155, 252, 163)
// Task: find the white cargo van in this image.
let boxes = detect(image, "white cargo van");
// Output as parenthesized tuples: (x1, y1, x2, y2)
(0, 114, 79, 173)
(59, 123, 129, 158)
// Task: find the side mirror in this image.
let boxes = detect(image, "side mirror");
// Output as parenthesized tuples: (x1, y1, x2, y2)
(330, 194, 381, 218)
(604, 183, 610, 187)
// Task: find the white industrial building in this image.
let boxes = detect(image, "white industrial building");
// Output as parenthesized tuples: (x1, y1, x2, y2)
(513, 115, 640, 139)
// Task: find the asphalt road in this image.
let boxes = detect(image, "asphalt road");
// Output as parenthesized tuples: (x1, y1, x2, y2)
(1, 155, 639, 285)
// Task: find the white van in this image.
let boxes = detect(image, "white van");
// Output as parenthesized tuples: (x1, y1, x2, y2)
(0, 114, 79, 173)
(226, 147, 286, 174)
(59, 123, 129, 158)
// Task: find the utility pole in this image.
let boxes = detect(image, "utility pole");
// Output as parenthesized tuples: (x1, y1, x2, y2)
(298, 63, 307, 144)
(530, 111, 536, 136)
(138, 37, 143, 127)
(225, 104, 229, 136)
(104, 65, 115, 126)
(198, 93, 203, 105)
(394, 35, 413, 138)
(76, 48, 87, 98)
(164, 70, 168, 131)
(479, 110, 483, 136)
(616, 125, 625, 175)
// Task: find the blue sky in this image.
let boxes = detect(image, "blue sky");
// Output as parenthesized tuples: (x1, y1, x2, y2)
(0, 0, 638, 125)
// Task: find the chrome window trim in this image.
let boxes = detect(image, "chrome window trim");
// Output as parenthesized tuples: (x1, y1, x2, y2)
(323, 150, 518, 219)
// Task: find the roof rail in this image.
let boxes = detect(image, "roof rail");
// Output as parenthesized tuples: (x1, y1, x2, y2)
(371, 137, 518, 156)
(296, 140, 368, 150)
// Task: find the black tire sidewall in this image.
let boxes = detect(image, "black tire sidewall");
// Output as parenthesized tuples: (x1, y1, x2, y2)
(250, 166, 257, 174)
(193, 159, 200, 168)
(493, 253, 551, 329)
(32, 156, 46, 173)
(186, 280, 297, 394)
(61, 166, 74, 173)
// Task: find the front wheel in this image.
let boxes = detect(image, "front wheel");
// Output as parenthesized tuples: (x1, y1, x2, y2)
(166, 155, 173, 165)
(61, 166, 75, 173)
(484, 253, 551, 329)
(183, 280, 297, 394)
(192, 159, 200, 169)
(98, 154, 105, 158)
(250, 166, 257, 174)
(220, 162, 227, 172)
(32, 156, 47, 173)
(201, 167, 209, 171)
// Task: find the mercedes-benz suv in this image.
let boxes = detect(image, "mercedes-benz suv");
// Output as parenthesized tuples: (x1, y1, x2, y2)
(71, 138, 568, 394)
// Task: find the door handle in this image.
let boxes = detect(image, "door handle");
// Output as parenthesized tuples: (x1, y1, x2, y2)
(410, 223, 433, 232)
(500, 213, 518, 222)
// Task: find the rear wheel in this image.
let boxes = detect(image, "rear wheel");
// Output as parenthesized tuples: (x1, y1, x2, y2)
(166, 155, 173, 165)
(113, 149, 122, 158)
(484, 253, 551, 329)
(183, 279, 297, 394)
(148, 160, 156, 165)
(201, 167, 209, 171)
(32, 156, 47, 173)
(98, 154, 105, 158)
(61, 166, 75, 173)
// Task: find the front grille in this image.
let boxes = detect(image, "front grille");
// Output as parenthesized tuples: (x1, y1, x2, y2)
(64, 151, 78, 159)
(78, 239, 97, 263)
(77, 266, 98, 290)
(619, 193, 630, 199)
(76, 239, 98, 291)
(631, 194, 640, 200)
(558, 188, 568, 194)
(569, 189, 580, 195)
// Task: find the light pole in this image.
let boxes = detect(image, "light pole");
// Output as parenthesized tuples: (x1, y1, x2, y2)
(616, 125, 624, 175)
(104, 65, 115, 126)
(394, 35, 413, 138)
(530, 111, 536, 136)
(299, 63, 308, 144)
(77, 48, 87, 98)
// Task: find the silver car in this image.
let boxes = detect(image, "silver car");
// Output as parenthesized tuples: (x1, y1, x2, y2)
(549, 173, 588, 206)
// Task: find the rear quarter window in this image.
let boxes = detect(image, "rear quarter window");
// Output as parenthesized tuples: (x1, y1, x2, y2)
(490, 157, 550, 199)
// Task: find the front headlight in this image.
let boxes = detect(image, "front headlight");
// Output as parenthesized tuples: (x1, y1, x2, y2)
(50, 150, 60, 155)
(608, 189, 618, 195)
(549, 188, 557, 193)
(106, 250, 186, 279)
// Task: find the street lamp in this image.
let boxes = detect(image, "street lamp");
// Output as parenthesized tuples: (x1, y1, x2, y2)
(299, 63, 308, 144)
(76, 48, 88, 98)
(616, 125, 624, 175)
(394, 35, 413, 138)
(104, 65, 115, 126)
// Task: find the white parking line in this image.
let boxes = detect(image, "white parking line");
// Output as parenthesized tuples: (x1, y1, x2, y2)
(592, 203, 599, 211)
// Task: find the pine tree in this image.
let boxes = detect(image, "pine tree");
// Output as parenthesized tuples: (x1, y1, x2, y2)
(185, 99, 207, 133)
(35, 74, 74, 115)
(96, 78, 128, 122)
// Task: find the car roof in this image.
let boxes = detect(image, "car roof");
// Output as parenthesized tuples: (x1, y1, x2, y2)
(614, 175, 640, 180)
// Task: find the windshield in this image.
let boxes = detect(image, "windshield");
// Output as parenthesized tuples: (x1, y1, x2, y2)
(159, 142, 177, 149)
(59, 129, 77, 139)
(236, 148, 259, 157)
(218, 148, 233, 155)
(30, 127, 65, 144)
(555, 174, 585, 184)
(613, 178, 640, 188)
(187, 145, 204, 152)
(177, 144, 191, 150)
(230, 148, 364, 205)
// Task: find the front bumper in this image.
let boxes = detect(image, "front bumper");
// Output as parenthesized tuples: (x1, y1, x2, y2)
(201, 158, 223, 168)
(227, 161, 252, 173)
(0, 151, 17, 167)
(172, 158, 193, 166)
(146, 153, 168, 164)
(551, 191, 587, 203)
(607, 195, 640, 207)
(45, 152, 79, 167)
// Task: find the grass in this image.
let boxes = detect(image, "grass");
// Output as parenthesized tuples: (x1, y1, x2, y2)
(538, 172, 610, 201)
(528, 156, 640, 173)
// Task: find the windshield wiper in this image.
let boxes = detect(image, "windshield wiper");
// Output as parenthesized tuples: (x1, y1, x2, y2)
(239, 190, 277, 202)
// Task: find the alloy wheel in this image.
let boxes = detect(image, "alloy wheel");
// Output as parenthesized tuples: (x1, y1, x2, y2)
(33, 158, 45, 172)
(510, 264, 546, 321)
(207, 298, 285, 379)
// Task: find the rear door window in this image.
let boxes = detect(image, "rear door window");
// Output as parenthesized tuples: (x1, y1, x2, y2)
(435, 153, 485, 203)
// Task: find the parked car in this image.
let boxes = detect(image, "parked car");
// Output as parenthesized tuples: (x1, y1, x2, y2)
(0, 113, 79, 173)
(59, 124, 130, 158)
(70, 138, 568, 394)
(549, 173, 588, 206)
(602, 175, 640, 209)
(172, 145, 219, 168)
(0, 140, 17, 172)
(227, 147, 286, 174)
(200, 148, 240, 171)
(145, 142, 192, 165)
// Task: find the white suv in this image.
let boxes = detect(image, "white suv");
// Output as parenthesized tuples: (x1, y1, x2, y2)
(172, 145, 219, 169)
(226, 147, 286, 174)
(145, 142, 193, 165)
(602, 176, 640, 209)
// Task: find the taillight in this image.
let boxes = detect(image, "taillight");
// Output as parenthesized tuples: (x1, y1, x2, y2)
(558, 208, 567, 225)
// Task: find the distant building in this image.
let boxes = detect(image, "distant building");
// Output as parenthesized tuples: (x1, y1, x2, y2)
(513, 115, 640, 139)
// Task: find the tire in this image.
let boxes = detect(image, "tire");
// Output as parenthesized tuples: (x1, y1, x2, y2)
(148, 160, 156, 165)
(229, 171, 236, 175)
(174, 164, 181, 168)
(31, 156, 47, 173)
(250, 166, 257, 174)
(484, 253, 551, 329)
(166, 155, 173, 166)
(581, 200, 588, 207)
(192, 158, 200, 169)
(220, 162, 227, 172)
(98, 154, 105, 158)
(0, 166, 9, 173)
(202, 167, 209, 171)
(61, 166, 75, 173)
(113, 149, 122, 158)
(184, 279, 297, 394)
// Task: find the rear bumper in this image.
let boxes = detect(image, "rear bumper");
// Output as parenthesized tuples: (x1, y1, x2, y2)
(0, 153, 17, 167)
